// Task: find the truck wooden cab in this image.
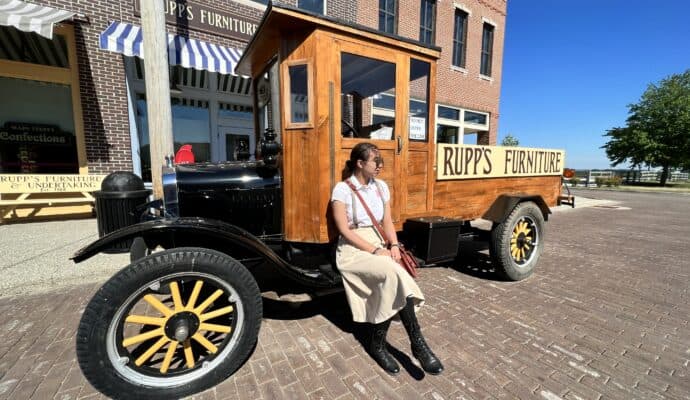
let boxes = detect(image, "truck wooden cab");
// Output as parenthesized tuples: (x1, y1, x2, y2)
(71, 5, 564, 399)
(236, 4, 562, 275)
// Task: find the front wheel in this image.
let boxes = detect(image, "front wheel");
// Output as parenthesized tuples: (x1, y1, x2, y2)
(489, 201, 544, 281)
(77, 248, 262, 400)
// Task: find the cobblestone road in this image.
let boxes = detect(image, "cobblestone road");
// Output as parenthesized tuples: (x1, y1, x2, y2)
(0, 190, 688, 399)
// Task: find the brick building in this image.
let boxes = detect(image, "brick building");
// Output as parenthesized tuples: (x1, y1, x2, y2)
(0, 0, 505, 217)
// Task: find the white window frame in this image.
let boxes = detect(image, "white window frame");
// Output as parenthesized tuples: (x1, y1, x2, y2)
(435, 104, 490, 144)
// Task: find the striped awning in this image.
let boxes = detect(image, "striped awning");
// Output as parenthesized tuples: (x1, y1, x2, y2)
(0, 0, 74, 39)
(99, 21, 243, 76)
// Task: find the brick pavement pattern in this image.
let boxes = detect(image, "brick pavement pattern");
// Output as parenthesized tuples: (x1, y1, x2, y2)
(0, 190, 688, 399)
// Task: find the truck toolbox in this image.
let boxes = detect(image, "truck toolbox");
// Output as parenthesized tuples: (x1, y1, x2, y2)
(403, 217, 463, 264)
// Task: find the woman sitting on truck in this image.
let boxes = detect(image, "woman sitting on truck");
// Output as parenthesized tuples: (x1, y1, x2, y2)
(331, 142, 444, 375)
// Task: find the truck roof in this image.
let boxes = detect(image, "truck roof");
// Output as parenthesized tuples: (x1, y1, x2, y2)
(235, 3, 442, 77)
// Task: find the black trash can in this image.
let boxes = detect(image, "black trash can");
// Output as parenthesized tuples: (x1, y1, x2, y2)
(94, 171, 151, 253)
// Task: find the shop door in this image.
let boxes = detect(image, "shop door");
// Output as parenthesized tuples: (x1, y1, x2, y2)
(218, 125, 254, 162)
(337, 45, 403, 222)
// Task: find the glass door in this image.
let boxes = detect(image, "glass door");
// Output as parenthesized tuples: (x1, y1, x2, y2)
(218, 125, 254, 161)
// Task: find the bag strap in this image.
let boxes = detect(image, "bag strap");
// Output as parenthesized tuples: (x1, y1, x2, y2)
(345, 180, 390, 245)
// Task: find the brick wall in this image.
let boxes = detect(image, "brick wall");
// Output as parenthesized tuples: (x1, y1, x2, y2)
(33, 0, 263, 174)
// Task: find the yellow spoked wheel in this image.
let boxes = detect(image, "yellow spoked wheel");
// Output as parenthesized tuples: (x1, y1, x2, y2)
(116, 277, 237, 376)
(510, 216, 538, 265)
(490, 201, 544, 281)
(77, 248, 262, 400)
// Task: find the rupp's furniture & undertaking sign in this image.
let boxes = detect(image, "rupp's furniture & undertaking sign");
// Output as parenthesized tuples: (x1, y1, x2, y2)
(436, 144, 565, 180)
(0, 174, 106, 193)
(134, 0, 259, 42)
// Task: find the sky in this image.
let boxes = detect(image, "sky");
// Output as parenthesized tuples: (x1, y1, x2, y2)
(498, 1, 690, 169)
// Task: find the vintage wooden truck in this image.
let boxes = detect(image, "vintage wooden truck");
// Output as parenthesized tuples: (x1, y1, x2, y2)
(72, 4, 564, 399)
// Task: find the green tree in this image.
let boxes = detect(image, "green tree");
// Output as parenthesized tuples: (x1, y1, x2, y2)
(602, 70, 690, 185)
(501, 134, 519, 146)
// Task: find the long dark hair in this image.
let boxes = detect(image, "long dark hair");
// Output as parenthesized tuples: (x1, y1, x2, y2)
(342, 142, 379, 179)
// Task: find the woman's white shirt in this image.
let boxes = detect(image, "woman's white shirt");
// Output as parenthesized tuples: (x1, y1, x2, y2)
(331, 175, 391, 227)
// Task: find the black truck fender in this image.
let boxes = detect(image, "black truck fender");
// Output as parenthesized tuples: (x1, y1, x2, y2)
(482, 194, 551, 223)
(71, 217, 335, 288)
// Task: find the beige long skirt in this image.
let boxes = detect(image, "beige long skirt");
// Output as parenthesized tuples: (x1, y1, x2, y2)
(335, 227, 425, 323)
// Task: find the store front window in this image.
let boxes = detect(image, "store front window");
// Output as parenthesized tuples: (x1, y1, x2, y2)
(0, 77, 77, 173)
(135, 94, 211, 181)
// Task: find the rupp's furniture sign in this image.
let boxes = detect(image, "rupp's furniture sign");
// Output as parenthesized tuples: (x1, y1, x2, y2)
(134, 0, 259, 42)
(436, 144, 565, 180)
(0, 174, 106, 193)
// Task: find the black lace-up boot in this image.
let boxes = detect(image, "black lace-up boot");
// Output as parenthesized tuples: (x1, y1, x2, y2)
(399, 298, 444, 375)
(367, 319, 400, 374)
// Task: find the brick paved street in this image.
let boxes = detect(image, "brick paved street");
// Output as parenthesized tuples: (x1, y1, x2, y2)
(0, 190, 688, 399)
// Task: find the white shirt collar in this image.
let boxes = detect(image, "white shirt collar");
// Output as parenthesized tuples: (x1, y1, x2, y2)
(349, 175, 375, 191)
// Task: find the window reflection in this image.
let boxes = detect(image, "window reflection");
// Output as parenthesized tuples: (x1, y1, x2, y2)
(288, 64, 309, 124)
(136, 95, 210, 181)
(341, 52, 396, 140)
(409, 59, 430, 141)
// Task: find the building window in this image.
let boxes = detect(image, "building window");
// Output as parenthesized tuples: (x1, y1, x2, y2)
(480, 22, 494, 76)
(379, 0, 397, 34)
(419, 0, 436, 45)
(298, 0, 325, 14)
(452, 9, 468, 68)
(436, 105, 489, 144)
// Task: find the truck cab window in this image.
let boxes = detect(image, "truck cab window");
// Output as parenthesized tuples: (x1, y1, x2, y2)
(340, 52, 396, 140)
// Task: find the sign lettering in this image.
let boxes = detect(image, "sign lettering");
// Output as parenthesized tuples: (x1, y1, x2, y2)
(436, 144, 565, 180)
(0, 174, 107, 193)
(134, 0, 260, 42)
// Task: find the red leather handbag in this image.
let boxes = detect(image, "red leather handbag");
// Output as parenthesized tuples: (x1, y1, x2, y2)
(345, 181, 419, 278)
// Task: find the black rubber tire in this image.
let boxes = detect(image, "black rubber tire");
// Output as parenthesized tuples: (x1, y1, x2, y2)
(489, 201, 544, 281)
(76, 247, 262, 400)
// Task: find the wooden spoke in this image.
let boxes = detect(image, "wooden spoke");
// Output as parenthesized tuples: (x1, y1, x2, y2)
(134, 336, 169, 366)
(183, 339, 195, 368)
(200, 305, 234, 321)
(160, 340, 179, 374)
(199, 322, 232, 334)
(143, 294, 173, 317)
(169, 282, 184, 312)
(194, 289, 224, 315)
(125, 315, 166, 326)
(185, 280, 204, 310)
(192, 333, 218, 353)
(122, 327, 165, 347)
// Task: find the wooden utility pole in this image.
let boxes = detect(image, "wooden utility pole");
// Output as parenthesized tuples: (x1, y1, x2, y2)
(140, 0, 173, 199)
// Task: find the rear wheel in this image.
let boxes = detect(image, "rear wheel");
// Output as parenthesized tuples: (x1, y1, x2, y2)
(77, 248, 262, 400)
(490, 201, 544, 281)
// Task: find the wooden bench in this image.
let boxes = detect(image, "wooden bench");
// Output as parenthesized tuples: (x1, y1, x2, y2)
(0, 174, 106, 222)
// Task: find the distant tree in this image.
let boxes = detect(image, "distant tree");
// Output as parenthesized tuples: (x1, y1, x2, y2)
(602, 70, 690, 185)
(501, 134, 519, 146)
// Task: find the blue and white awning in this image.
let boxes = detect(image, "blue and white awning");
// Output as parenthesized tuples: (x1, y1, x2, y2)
(99, 21, 243, 75)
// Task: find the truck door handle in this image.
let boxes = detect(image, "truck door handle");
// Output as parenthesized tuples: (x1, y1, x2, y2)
(397, 136, 402, 154)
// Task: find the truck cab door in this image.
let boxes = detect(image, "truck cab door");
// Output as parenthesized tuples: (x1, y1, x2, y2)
(336, 44, 403, 223)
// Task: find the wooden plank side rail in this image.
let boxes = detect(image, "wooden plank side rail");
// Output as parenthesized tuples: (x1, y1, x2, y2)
(0, 174, 106, 223)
